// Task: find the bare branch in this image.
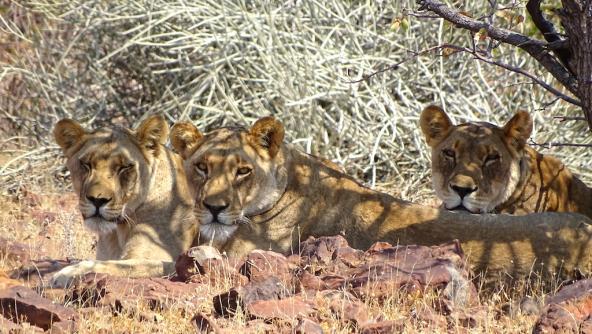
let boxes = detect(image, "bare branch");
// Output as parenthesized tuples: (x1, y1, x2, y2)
(553, 116, 587, 122)
(416, 0, 578, 95)
(349, 43, 581, 106)
(526, 0, 574, 73)
(467, 48, 581, 106)
(345, 45, 445, 83)
(529, 140, 592, 148)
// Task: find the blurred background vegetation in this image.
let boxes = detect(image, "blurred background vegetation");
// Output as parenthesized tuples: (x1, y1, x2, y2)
(1, 0, 590, 202)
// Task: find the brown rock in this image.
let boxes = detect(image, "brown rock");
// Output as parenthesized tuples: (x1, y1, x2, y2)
(213, 288, 241, 317)
(240, 250, 292, 284)
(0, 285, 77, 331)
(319, 289, 369, 326)
(298, 271, 326, 291)
(246, 296, 315, 321)
(0, 315, 40, 332)
(330, 299, 369, 326)
(359, 320, 404, 334)
(49, 320, 77, 334)
(175, 246, 246, 286)
(294, 317, 324, 334)
(192, 312, 223, 334)
(299, 235, 350, 265)
(413, 307, 447, 328)
(69, 274, 203, 312)
(175, 245, 223, 280)
(0, 237, 32, 265)
(196, 258, 248, 287)
(533, 281, 592, 334)
(545, 279, 592, 306)
(213, 276, 291, 317)
(366, 241, 393, 253)
(332, 246, 364, 268)
(447, 307, 487, 328)
(244, 319, 278, 333)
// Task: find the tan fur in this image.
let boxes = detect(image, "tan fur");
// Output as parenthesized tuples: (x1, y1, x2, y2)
(171, 116, 592, 279)
(51, 115, 197, 287)
(420, 105, 592, 218)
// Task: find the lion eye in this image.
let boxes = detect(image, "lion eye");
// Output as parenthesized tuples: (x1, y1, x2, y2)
(484, 153, 500, 165)
(442, 149, 455, 159)
(237, 167, 252, 176)
(196, 162, 208, 175)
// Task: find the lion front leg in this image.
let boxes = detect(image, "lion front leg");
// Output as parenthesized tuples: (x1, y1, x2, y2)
(49, 259, 175, 288)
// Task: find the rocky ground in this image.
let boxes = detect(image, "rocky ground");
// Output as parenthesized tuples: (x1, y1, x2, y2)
(0, 192, 590, 333)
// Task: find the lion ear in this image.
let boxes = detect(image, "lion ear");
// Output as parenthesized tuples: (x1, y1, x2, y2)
(170, 122, 203, 159)
(420, 105, 453, 147)
(54, 119, 87, 156)
(503, 111, 532, 150)
(248, 116, 285, 158)
(136, 114, 169, 155)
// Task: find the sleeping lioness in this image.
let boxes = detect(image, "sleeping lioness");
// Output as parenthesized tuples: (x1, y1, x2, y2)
(170, 116, 592, 278)
(50, 115, 197, 287)
(420, 105, 592, 218)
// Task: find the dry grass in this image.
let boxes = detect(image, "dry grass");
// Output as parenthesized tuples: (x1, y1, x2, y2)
(1, 0, 590, 332)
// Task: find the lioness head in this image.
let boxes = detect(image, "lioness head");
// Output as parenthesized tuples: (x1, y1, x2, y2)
(170, 116, 288, 245)
(54, 115, 169, 234)
(420, 105, 532, 213)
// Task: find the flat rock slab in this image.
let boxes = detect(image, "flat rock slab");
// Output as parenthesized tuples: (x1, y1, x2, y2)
(246, 296, 316, 321)
(240, 250, 293, 284)
(213, 276, 291, 317)
(534, 279, 592, 333)
(69, 274, 204, 312)
(0, 285, 77, 331)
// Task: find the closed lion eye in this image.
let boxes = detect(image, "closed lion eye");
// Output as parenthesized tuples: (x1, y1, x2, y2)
(442, 149, 455, 159)
(118, 163, 134, 174)
(80, 161, 91, 172)
(484, 153, 500, 165)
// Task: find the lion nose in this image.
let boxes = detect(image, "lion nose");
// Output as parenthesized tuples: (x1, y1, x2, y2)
(204, 203, 229, 218)
(450, 185, 478, 199)
(87, 195, 112, 209)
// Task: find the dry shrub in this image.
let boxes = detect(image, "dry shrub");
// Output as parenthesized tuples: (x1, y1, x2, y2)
(1, 0, 590, 198)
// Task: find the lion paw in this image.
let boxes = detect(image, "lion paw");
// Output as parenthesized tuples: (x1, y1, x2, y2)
(49, 260, 96, 288)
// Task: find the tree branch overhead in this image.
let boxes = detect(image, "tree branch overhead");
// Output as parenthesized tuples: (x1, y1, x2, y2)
(416, 0, 578, 95)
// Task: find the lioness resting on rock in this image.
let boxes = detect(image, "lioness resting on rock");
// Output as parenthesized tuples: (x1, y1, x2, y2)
(420, 105, 592, 218)
(51, 115, 197, 287)
(170, 116, 592, 278)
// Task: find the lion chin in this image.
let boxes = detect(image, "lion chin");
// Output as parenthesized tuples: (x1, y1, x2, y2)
(199, 222, 239, 246)
(83, 216, 119, 235)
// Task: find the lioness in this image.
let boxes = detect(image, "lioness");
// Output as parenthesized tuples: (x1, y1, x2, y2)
(51, 115, 197, 287)
(170, 116, 592, 278)
(420, 105, 592, 218)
